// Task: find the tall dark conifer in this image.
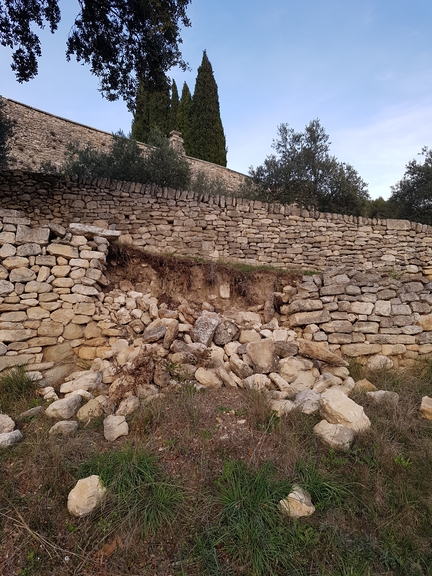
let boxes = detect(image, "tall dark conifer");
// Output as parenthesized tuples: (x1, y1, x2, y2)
(132, 77, 171, 142)
(189, 51, 227, 166)
(169, 80, 180, 132)
(177, 82, 192, 155)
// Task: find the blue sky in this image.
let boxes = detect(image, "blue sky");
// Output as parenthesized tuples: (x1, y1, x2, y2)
(1, 0, 431, 199)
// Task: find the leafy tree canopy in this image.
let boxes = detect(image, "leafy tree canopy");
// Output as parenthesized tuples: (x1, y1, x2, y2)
(247, 120, 370, 216)
(387, 147, 432, 225)
(0, 0, 191, 109)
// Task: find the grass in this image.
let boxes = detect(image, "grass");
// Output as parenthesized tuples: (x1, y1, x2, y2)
(0, 361, 432, 575)
(0, 366, 38, 414)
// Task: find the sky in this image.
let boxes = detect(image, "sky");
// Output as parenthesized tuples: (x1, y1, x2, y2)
(1, 0, 432, 200)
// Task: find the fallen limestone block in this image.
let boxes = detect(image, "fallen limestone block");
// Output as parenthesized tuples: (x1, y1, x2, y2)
(269, 372, 295, 396)
(242, 373, 271, 391)
(103, 415, 129, 441)
(69, 223, 120, 239)
(420, 396, 432, 420)
(49, 420, 79, 436)
(116, 396, 140, 417)
(320, 388, 371, 432)
(246, 338, 277, 374)
(45, 395, 82, 419)
(292, 389, 321, 414)
(60, 371, 103, 394)
(313, 420, 354, 450)
(190, 313, 220, 346)
(0, 414, 15, 434)
(353, 378, 377, 393)
(76, 399, 104, 422)
(366, 390, 399, 407)
(269, 399, 294, 416)
(279, 485, 315, 518)
(367, 355, 394, 370)
(297, 339, 348, 366)
(195, 367, 223, 388)
(0, 429, 23, 447)
(19, 406, 44, 419)
(229, 353, 253, 379)
(67, 475, 107, 517)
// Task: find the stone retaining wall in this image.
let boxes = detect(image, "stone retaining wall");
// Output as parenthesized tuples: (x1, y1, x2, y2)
(1, 170, 432, 274)
(2, 209, 432, 371)
(1, 96, 246, 194)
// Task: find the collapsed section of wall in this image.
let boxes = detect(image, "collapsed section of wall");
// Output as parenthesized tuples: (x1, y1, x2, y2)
(1, 170, 432, 274)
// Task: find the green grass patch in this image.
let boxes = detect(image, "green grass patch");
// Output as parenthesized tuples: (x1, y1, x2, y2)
(0, 365, 38, 413)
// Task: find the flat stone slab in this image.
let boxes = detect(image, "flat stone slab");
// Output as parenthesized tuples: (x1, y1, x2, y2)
(69, 223, 120, 239)
(0, 429, 23, 447)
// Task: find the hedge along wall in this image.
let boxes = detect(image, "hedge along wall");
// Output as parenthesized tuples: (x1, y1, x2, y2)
(1, 170, 432, 275)
(1, 96, 246, 194)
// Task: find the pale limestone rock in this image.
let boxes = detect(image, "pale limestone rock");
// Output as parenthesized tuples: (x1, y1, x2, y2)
(278, 356, 308, 383)
(238, 329, 261, 344)
(103, 415, 129, 441)
(72, 284, 99, 296)
(313, 373, 342, 393)
(25, 280, 52, 293)
(213, 320, 240, 346)
(246, 338, 277, 374)
(43, 387, 59, 401)
(350, 302, 374, 315)
(9, 268, 36, 283)
(0, 429, 23, 447)
(16, 225, 49, 245)
(416, 314, 432, 331)
(242, 373, 271, 390)
(0, 243, 16, 258)
(224, 341, 240, 357)
(341, 343, 382, 357)
(0, 414, 15, 433)
(366, 390, 399, 406)
(0, 280, 14, 296)
(60, 371, 103, 394)
(373, 301, 392, 316)
(272, 329, 289, 342)
(69, 223, 120, 239)
(143, 323, 166, 343)
(45, 395, 82, 419)
(279, 485, 315, 518)
(269, 372, 295, 395)
(2, 256, 29, 269)
(162, 318, 179, 349)
(229, 353, 253, 379)
(65, 389, 94, 401)
(289, 310, 331, 327)
(297, 339, 348, 366)
(49, 420, 79, 436)
(313, 420, 354, 450)
(76, 399, 104, 422)
(270, 399, 294, 416)
(19, 406, 44, 418)
(292, 389, 321, 414)
(353, 378, 377, 393)
(290, 371, 317, 394)
(190, 313, 220, 346)
(116, 396, 140, 417)
(215, 365, 238, 387)
(195, 367, 223, 388)
(281, 299, 323, 315)
(320, 388, 371, 432)
(419, 396, 432, 420)
(50, 308, 75, 325)
(47, 244, 79, 259)
(0, 329, 35, 342)
(366, 355, 394, 370)
(67, 475, 106, 517)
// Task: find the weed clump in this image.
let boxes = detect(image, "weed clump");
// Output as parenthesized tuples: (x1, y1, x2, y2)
(0, 366, 38, 413)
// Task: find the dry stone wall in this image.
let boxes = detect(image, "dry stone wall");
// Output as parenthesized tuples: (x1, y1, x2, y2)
(1, 96, 246, 194)
(2, 208, 432, 371)
(1, 169, 432, 274)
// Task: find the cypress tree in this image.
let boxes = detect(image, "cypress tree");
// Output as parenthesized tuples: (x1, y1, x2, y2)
(132, 77, 171, 142)
(169, 80, 180, 132)
(177, 82, 192, 155)
(189, 51, 227, 166)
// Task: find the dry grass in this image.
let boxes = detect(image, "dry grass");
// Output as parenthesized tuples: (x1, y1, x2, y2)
(1, 360, 432, 575)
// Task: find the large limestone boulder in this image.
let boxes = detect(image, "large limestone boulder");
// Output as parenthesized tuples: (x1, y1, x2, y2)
(45, 395, 82, 419)
(420, 396, 432, 420)
(76, 399, 104, 422)
(195, 367, 223, 388)
(313, 420, 354, 450)
(320, 388, 371, 432)
(49, 421, 79, 436)
(0, 429, 23, 448)
(213, 320, 240, 346)
(246, 338, 277, 374)
(190, 313, 220, 346)
(292, 389, 321, 414)
(0, 414, 15, 434)
(297, 340, 348, 366)
(242, 374, 271, 391)
(103, 415, 129, 441)
(60, 371, 103, 394)
(229, 353, 253, 380)
(279, 485, 315, 518)
(67, 475, 107, 517)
